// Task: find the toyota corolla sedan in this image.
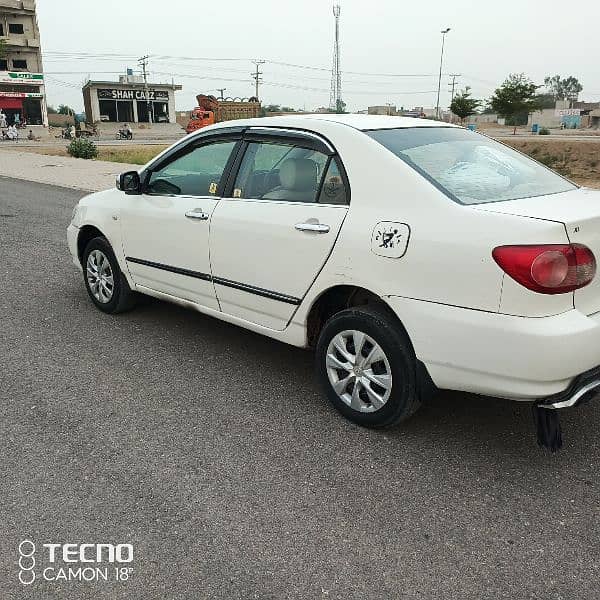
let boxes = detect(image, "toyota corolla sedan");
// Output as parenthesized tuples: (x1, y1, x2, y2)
(67, 114, 600, 450)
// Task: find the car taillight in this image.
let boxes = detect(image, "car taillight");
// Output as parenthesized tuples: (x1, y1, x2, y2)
(492, 244, 596, 294)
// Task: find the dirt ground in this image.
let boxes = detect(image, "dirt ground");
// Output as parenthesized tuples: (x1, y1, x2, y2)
(503, 139, 600, 188)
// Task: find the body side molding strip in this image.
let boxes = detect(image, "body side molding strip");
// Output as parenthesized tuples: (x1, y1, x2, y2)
(126, 257, 301, 305)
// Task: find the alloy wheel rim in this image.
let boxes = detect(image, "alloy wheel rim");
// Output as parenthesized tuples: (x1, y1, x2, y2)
(325, 329, 393, 413)
(86, 250, 114, 304)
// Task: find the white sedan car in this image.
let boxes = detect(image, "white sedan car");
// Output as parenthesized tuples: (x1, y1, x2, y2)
(67, 115, 600, 449)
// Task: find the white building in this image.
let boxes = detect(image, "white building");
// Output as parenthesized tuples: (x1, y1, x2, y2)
(82, 75, 182, 124)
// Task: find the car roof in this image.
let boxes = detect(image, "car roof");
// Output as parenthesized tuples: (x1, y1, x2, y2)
(205, 113, 459, 134)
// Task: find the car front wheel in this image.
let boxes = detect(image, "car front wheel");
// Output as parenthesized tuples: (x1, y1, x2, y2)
(316, 306, 421, 428)
(82, 237, 137, 314)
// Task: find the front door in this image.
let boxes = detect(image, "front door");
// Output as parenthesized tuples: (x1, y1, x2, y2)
(210, 134, 350, 330)
(120, 138, 240, 309)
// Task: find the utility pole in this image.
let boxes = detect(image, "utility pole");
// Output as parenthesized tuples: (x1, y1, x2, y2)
(217, 88, 227, 100)
(436, 28, 451, 120)
(448, 74, 461, 105)
(251, 60, 265, 100)
(138, 55, 152, 124)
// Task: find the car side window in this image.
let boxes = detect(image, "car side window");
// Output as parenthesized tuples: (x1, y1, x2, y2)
(146, 140, 237, 197)
(233, 141, 329, 203)
(318, 158, 348, 205)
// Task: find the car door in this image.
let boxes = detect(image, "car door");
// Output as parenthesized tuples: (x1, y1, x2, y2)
(209, 129, 350, 330)
(120, 134, 241, 309)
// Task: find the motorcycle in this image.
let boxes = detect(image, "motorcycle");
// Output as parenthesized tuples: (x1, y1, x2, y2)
(116, 129, 133, 140)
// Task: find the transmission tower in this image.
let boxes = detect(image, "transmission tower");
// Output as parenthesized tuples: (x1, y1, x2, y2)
(329, 2, 342, 112)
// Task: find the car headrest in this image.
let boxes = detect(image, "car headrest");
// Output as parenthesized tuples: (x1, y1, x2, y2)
(278, 158, 318, 192)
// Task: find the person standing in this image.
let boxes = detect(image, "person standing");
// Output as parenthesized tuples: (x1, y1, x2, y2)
(0, 110, 7, 129)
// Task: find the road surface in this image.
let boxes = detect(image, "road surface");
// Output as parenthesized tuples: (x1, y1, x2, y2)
(1, 177, 599, 599)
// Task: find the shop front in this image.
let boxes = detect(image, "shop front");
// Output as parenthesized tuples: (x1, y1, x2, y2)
(83, 80, 181, 124)
(0, 72, 47, 126)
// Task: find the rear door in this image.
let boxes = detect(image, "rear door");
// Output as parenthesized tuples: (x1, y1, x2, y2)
(209, 129, 350, 330)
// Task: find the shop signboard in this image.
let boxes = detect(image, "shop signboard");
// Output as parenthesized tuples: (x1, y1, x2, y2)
(0, 72, 44, 85)
(555, 108, 581, 117)
(0, 92, 44, 98)
(98, 89, 169, 101)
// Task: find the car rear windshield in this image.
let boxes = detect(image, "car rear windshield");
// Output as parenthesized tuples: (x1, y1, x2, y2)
(365, 127, 576, 205)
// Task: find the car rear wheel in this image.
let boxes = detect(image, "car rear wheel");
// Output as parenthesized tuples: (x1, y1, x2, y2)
(316, 306, 421, 427)
(82, 237, 137, 314)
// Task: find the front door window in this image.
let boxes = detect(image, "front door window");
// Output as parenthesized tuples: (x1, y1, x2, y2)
(147, 141, 238, 197)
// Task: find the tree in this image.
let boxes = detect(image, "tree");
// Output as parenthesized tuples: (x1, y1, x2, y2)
(489, 73, 541, 129)
(57, 104, 75, 115)
(0, 39, 6, 60)
(544, 75, 583, 105)
(534, 93, 556, 110)
(450, 87, 481, 122)
(335, 99, 347, 114)
(47, 105, 58, 114)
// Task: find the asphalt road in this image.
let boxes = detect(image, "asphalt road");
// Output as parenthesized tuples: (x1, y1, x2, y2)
(1, 176, 599, 600)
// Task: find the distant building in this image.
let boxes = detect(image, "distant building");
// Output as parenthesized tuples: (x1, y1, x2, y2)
(528, 99, 600, 130)
(82, 75, 182, 124)
(0, 0, 47, 126)
(368, 105, 397, 116)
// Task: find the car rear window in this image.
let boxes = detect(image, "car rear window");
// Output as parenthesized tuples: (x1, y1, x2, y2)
(366, 127, 576, 205)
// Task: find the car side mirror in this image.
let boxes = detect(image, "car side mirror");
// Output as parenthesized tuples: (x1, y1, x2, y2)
(117, 171, 142, 195)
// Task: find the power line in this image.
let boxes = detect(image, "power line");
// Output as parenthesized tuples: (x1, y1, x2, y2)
(151, 70, 437, 95)
(43, 50, 447, 78)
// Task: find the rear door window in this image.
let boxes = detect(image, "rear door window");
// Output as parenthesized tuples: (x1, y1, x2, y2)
(232, 141, 329, 203)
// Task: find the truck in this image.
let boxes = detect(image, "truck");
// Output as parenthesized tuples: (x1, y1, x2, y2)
(185, 95, 261, 134)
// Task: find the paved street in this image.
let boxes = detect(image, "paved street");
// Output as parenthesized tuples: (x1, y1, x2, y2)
(1, 176, 599, 600)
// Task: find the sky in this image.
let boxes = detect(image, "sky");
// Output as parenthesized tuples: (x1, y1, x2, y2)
(37, 0, 600, 114)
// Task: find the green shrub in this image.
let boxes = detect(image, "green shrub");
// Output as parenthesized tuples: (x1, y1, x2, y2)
(67, 138, 98, 159)
(538, 127, 551, 135)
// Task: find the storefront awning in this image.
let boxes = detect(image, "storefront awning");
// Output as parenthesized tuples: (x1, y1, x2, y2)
(0, 97, 24, 109)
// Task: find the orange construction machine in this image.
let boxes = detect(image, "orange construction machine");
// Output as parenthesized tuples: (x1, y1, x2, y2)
(185, 95, 261, 134)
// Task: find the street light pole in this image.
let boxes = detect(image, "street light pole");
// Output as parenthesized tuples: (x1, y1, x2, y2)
(436, 28, 451, 120)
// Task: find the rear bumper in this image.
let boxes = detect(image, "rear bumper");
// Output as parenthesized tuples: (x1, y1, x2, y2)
(385, 295, 600, 401)
(538, 366, 600, 409)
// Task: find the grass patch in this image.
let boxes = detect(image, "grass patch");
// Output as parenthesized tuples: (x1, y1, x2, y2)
(98, 145, 168, 165)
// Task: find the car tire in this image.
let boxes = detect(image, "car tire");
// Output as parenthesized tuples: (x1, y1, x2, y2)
(82, 237, 137, 314)
(316, 306, 421, 428)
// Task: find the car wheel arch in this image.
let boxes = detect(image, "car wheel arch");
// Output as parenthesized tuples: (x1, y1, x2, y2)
(306, 285, 438, 400)
(77, 225, 108, 264)
(306, 285, 412, 349)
